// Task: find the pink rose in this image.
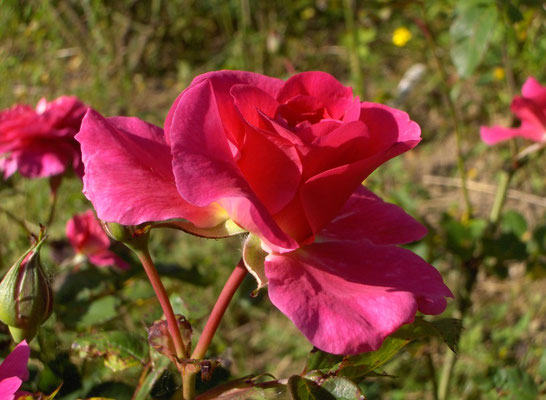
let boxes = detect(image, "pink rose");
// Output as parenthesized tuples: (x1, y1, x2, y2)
(77, 70, 452, 354)
(0, 96, 87, 179)
(0, 341, 30, 400)
(66, 210, 129, 270)
(480, 77, 546, 145)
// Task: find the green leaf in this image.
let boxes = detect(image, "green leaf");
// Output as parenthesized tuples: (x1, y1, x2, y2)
(393, 317, 463, 353)
(305, 348, 344, 373)
(304, 317, 462, 382)
(491, 367, 538, 400)
(216, 387, 265, 399)
(501, 211, 527, 237)
(77, 295, 121, 328)
(429, 318, 463, 352)
(132, 356, 171, 400)
(450, 0, 498, 78)
(338, 336, 410, 381)
(502, 0, 523, 23)
(321, 377, 365, 400)
(288, 376, 336, 400)
(483, 233, 528, 262)
(72, 331, 147, 372)
(443, 215, 487, 259)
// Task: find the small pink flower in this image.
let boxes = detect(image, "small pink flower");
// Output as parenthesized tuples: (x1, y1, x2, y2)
(77, 70, 452, 354)
(66, 210, 129, 270)
(0, 96, 87, 179)
(481, 77, 546, 145)
(0, 341, 30, 400)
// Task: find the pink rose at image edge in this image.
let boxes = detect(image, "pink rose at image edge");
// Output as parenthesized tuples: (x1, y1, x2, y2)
(76, 70, 453, 355)
(0, 96, 88, 179)
(480, 76, 546, 145)
(0, 340, 30, 400)
(66, 210, 129, 270)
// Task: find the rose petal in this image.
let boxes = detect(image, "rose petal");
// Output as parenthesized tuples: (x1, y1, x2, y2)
(0, 341, 29, 382)
(276, 72, 354, 120)
(266, 239, 452, 354)
(77, 110, 224, 228)
(1, 139, 78, 178)
(169, 79, 298, 251)
(165, 70, 283, 146)
(89, 251, 130, 270)
(521, 77, 546, 107)
(318, 185, 427, 245)
(0, 376, 22, 399)
(480, 125, 523, 145)
(66, 210, 110, 253)
(297, 104, 421, 234)
(300, 120, 370, 179)
(230, 84, 280, 129)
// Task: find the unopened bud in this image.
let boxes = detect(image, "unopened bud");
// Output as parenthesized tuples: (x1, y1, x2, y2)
(0, 236, 53, 342)
(100, 221, 150, 252)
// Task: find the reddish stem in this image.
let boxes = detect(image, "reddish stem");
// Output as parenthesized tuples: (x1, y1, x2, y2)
(136, 249, 186, 360)
(191, 259, 247, 360)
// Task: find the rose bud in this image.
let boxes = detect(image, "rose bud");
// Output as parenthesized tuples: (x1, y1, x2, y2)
(0, 236, 53, 342)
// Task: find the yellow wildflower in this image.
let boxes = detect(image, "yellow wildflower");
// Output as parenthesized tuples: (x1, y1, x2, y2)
(392, 27, 412, 47)
(493, 67, 505, 81)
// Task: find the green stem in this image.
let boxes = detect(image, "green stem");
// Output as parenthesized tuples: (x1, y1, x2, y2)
(489, 171, 512, 225)
(182, 260, 247, 400)
(183, 371, 197, 400)
(490, 141, 545, 226)
(417, 5, 472, 218)
(343, 0, 363, 97)
(426, 351, 440, 400)
(135, 249, 186, 360)
(0, 205, 33, 236)
(438, 350, 456, 400)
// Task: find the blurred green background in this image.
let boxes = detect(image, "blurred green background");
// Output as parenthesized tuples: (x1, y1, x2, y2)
(0, 0, 545, 399)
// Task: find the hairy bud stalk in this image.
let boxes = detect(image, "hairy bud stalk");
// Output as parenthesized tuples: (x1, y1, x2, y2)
(0, 236, 53, 342)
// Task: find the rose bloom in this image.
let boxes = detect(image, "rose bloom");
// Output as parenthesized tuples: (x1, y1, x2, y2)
(66, 210, 129, 270)
(0, 96, 87, 179)
(480, 77, 546, 145)
(77, 71, 452, 355)
(0, 341, 30, 400)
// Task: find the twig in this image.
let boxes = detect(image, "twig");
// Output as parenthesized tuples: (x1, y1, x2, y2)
(422, 175, 546, 208)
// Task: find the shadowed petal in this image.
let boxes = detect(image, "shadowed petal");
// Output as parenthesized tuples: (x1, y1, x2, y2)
(266, 240, 452, 354)
(319, 186, 427, 245)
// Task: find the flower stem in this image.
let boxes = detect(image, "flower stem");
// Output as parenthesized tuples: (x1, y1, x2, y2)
(489, 171, 512, 225)
(181, 259, 247, 400)
(343, 0, 363, 97)
(191, 259, 247, 360)
(46, 175, 62, 227)
(0, 205, 33, 236)
(135, 249, 186, 360)
(416, 5, 473, 218)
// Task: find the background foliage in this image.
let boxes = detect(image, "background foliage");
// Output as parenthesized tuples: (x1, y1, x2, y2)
(0, 0, 544, 399)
